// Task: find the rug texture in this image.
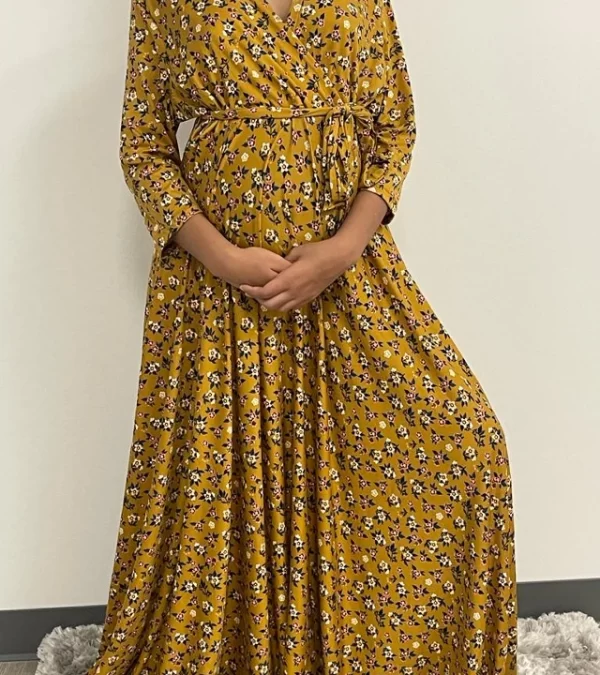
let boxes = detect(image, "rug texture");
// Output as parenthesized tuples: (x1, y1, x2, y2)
(35, 611, 600, 675)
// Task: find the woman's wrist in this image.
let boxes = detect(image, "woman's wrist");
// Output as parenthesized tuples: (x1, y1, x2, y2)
(331, 229, 368, 266)
(205, 238, 240, 278)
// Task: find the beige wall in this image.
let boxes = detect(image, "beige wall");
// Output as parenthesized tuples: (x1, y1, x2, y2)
(1, 0, 599, 610)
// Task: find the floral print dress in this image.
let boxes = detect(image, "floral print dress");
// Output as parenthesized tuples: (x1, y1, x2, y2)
(88, 0, 518, 673)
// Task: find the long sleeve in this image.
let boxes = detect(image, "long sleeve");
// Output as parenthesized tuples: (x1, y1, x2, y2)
(118, 0, 204, 253)
(358, 0, 417, 225)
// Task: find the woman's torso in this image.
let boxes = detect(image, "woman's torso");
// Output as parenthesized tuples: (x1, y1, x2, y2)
(162, 0, 391, 253)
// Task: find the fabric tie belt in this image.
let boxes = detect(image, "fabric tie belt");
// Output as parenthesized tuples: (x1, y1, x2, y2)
(189, 102, 376, 216)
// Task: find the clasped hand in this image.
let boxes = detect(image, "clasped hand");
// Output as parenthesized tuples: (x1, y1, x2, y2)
(220, 237, 361, 312)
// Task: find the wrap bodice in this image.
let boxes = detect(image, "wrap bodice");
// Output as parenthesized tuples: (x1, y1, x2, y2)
(119, 0, 416, 251)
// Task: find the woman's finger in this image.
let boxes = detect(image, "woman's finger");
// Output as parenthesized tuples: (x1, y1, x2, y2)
(269, 256, 294, 272)
(247, 270, 295, 300)
(262, 291, 294, 310)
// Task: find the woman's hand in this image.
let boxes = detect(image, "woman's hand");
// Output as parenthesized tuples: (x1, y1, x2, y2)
(239, 236, 362, 312)
(214, 245, 293, 288)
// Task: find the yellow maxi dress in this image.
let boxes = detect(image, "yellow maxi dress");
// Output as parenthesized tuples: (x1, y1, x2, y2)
(89, 0, 518, 673)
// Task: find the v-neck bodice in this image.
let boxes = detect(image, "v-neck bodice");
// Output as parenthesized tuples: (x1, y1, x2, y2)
(166, 0, 388, 117)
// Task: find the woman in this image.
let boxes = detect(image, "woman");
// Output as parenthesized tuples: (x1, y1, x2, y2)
(89, 0, 518, 672)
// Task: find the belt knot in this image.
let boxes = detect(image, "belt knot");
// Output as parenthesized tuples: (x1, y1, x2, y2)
(316, 102, 375, 212)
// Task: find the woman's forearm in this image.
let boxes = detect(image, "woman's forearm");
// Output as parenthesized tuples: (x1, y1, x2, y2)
(174, 212, 238, 274)
(332, 189, 390, 263)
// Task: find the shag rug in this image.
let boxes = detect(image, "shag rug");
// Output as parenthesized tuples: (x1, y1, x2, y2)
(34, 611, 600, 675)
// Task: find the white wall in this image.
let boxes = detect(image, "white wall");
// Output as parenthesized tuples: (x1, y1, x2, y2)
(1, 0, 598, 610)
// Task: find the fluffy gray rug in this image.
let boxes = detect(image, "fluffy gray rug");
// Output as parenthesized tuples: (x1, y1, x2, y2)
(35, 611, 600, 675)
(35, 623, 102, 675)
(517, 612, 600, 674)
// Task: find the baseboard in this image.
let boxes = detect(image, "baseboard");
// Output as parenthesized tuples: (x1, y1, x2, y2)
(0, 654, 39, 662)
(1, 579, 599, 660)
(516, 577, 600, 622)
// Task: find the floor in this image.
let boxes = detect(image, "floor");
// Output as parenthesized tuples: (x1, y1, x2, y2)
(0, 663, 37, 675)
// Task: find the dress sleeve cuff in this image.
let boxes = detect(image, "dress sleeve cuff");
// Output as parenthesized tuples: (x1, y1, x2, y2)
(152, 201, 205, 257)
(359, 178, 403, 226)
